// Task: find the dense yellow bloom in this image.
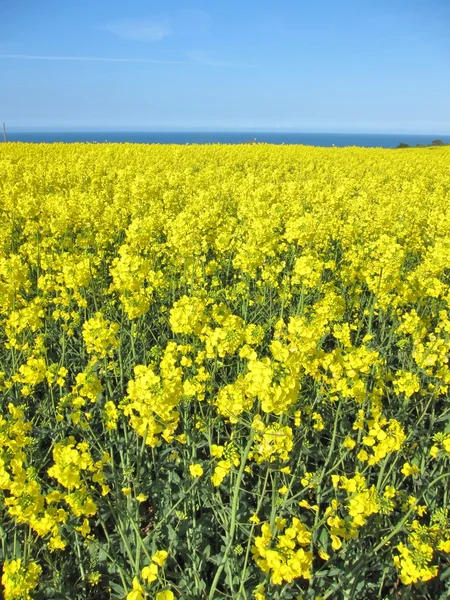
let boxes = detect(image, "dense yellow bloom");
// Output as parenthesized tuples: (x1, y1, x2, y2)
(215, 375, 254, 422)
(393, 370, 421, 398)
(393, 542, 438, 585)
(121, 346, 183, 445)
(82, 312, 119, 358)
(253, 518, 313, 584)
(2, 559, 42, 600)
(170, 295, 209, 335)
(250, 415, 293, 463)
(47, 437, 107, 492)
(2, 143, 450, 597)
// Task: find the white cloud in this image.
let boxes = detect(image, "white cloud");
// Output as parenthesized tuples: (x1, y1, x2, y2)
(0, 54, 187, 64)
(103, 19, 172, 42)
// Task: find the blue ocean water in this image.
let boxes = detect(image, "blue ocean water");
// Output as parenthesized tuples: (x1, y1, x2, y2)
(4, 131, 450, 148)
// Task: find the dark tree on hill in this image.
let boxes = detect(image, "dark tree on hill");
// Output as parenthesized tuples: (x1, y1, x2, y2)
(432, 139, 445, 146)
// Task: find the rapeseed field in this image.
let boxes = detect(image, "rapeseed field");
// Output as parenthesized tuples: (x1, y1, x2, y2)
(1, 143, 450, 599)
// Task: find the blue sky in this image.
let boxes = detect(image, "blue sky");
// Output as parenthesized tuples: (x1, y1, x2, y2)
(1, 0, 450, 132)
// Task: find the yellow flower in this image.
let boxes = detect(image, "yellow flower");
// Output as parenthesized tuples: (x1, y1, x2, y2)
(2, 559, 42, 600)
(384, 486, 396, 499)
(127, 577, 145, 600)
(253, 586, 266, 600)
(152, 550, 169, 567)
(156, 592, 174, 600)
(141, 563, 158, 584)
(82, 312, 119, 358)
(76, 518, 91, 537)
(211, 444, 224, 458)
(331, 535, 342, 550)
(312, 412, 325, 431)
(48, 535, 67, 552)
(362, 435, 376, 447)
(430, 445, 439, 458)
(211, 460, 232, 487)
(189, 464, 204, 478)
(343, 436, 356, 450)
(401, 462, 420, 477)
(357, 449, 369, 462)
(438, 539, 450, 552)
(331, 475, 340, 488)
(393, 370, 420, 398)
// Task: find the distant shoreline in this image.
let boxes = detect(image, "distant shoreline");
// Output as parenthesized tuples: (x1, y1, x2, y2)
(3, 131, 450, 149)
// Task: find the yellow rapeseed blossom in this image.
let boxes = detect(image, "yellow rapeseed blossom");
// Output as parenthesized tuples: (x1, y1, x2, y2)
(2, 142, 450, 597)
(156, 592, 174, 600)
(401, 462, 420, 477)
(127, 577, 145, 600)
(2, 559, 42, 600)
(189, 463, 204, 478)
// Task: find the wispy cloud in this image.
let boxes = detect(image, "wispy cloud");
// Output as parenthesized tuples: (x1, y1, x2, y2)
(186, 51, 254, 68)
(0, 54, 187, 65)
(0, 52, 250, 69)
(103, 18, 172, 42)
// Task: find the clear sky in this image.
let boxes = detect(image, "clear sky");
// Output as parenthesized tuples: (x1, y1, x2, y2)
(1, 0, 450, 132)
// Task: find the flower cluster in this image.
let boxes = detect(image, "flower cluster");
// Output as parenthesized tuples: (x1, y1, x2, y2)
(252, 518, 313, 584)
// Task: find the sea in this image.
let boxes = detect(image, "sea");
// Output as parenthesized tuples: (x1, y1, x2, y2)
(4, 131, 450, 148)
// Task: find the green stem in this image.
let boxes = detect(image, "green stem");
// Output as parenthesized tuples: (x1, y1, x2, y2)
(208, 435, 254, 600)
(237, 468, 270, 599)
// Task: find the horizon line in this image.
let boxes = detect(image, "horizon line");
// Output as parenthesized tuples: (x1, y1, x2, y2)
(4, 128, 450, 137)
